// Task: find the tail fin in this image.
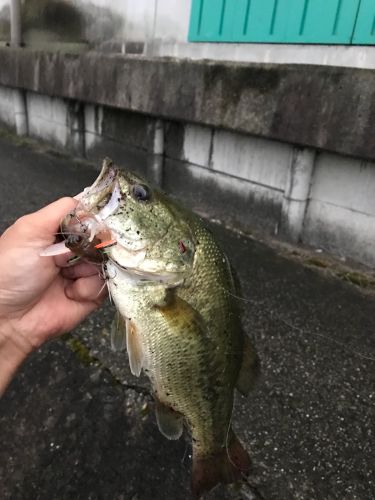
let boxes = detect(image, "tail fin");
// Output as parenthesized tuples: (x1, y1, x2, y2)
(191, 432, 251, 498)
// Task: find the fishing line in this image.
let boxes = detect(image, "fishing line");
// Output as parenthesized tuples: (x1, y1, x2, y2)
(224, 416, 265, 499)
(99, 263, 115, 303)
(220, 284, 375, 363)
(180, 442, 191, 467)
(222, 286, 266, 305)
(53, 231, 79, 236)
(225, 411, 236, 468)
(95, 279, 110, 301)
(280, 317, 375, 362)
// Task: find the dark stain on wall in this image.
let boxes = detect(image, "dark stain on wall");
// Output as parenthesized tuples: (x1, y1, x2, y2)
(0, 0, 123, 47)
(0, 49, 374, 160)
(23, 0, 84, 41)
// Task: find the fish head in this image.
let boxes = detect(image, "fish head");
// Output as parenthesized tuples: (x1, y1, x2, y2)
(61, 159, 195, 284)
(105, 169, 196, 284)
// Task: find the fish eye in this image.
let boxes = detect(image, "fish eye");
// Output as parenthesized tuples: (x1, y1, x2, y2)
(132, 184, 151, 202)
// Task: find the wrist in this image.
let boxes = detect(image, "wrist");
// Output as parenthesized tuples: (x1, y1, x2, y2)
(0, 320, 34, 396)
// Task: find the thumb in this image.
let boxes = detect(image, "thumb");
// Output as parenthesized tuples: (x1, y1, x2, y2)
(31, 197, 78, 234)
(16, 197, 78, 242)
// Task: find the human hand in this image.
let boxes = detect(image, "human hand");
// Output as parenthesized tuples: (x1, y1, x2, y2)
(0, 197, 107, 394)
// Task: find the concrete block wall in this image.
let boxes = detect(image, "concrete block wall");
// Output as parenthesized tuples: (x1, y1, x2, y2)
(26, 92, 69, 148)
(84, 104, 103, 150)
(0, 86, 17, 130)
(0, 85, 374, 268)
(22, 94, 154, 175)
(84, 104, 153, 177)
(304, 154, 375, 265)
(164, 123, 293, 232)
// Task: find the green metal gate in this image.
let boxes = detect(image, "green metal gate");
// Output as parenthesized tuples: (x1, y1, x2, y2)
(188, 0, 375, 44)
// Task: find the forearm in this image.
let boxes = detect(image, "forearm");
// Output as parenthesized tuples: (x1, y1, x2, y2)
(0, 322, 32, 396)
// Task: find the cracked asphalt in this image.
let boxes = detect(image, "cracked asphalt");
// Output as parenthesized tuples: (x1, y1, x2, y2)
(0, 134, 374, 500)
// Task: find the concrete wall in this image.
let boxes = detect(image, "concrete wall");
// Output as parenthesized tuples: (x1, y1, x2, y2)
(27, 92, 69, 147)
(74, 0, 191, 44)
(147, 42, 375, 70)
(1, 85, 374, 268)
(0, 86, 16, 130)
(1, 50, 374, 161)
(304, 154, 375, 265)
(0, 47, 373, 267)
(0, 1, 373, 68)
(84, 103, 153, 177)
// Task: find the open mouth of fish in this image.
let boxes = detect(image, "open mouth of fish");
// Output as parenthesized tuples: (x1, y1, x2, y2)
(41, 159, 135, 259)
(73, 160, 147, 255)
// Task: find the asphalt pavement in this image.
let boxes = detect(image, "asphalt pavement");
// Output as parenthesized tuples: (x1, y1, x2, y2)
(0, 134, 374, 500)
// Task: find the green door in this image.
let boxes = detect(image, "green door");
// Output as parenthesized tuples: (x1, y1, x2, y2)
(352, 0, 375, 44)
(285, 0, 361, 44)
(230, 0, 292, 42)
(189, 0, 374, 45)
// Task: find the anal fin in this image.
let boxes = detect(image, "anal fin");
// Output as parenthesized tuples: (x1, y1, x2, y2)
(236, 334, 260, 396)
(155, 398, 183, 440)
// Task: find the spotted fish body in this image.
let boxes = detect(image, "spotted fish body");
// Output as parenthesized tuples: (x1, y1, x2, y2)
(62, 159, 259, 497)
(108, 213, 242, 446)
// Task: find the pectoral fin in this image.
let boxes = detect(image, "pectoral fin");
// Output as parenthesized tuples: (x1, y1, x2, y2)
(125, 318, 144, 377)
(155, 398, 183, 440)
(110, 311, 127, 352)
(236, 334, 260, 396)
(110, 312, 145, 377)
(156, 294, 206, 334)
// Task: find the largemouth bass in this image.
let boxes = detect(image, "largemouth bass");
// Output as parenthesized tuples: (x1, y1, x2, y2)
(61, 159, 259, 497)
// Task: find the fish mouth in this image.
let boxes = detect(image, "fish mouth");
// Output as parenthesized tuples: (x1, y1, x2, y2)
(88, 158, 117, 195)
(62, 160, 150, 260)
(87, 159, 124, 222)
(61, 159, 121, 255)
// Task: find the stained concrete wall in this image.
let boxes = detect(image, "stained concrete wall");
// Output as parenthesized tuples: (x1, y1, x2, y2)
(74, 0, 191, 44)
(147, 41, 375, 70)
(0, 32, 372, 268)
(1, 86, 374, 268)
(0, 85, 16, 130)
(0, 1, 374, 68)
(303, 154, 375, 265)
(84, 103, 153, 178)
(27, 92, 69, 147)
(1, 50, 374, 161)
